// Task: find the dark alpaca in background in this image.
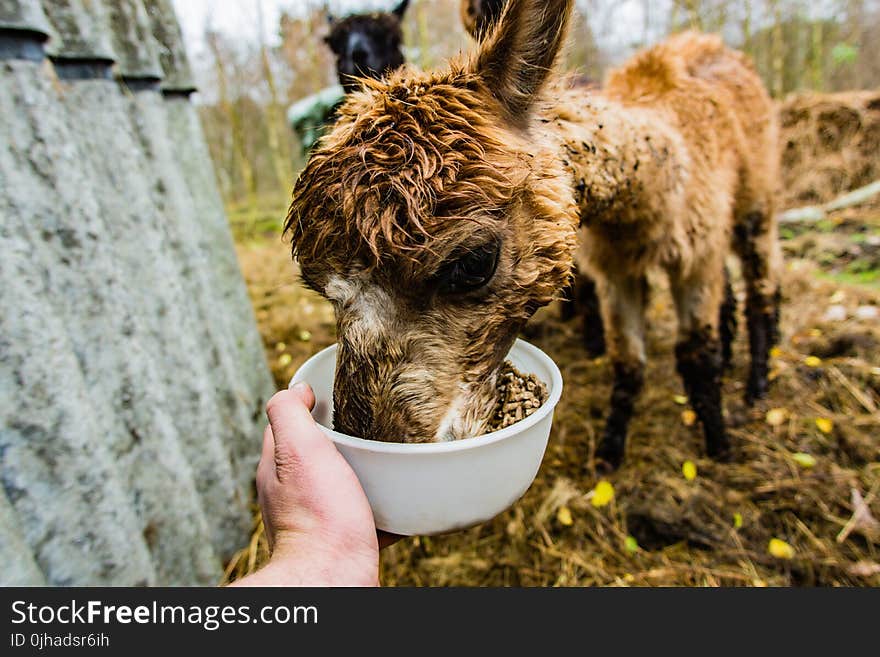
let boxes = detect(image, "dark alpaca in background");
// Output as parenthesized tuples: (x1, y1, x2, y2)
(325, 0, 410, 93)
(291, 1, 411, 155)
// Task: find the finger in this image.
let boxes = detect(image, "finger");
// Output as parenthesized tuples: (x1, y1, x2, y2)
(265, 388, 332, 480)
(378, 531, 403, 550)
(289, 382, 316, 411)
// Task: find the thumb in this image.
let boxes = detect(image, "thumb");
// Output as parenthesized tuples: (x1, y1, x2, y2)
(289, 381, 316, 410)
(264, 385, 330, 480)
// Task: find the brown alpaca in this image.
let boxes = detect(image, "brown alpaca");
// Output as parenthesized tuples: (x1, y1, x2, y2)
(286, 0, 781, 468)
(567, 32, 782, 467)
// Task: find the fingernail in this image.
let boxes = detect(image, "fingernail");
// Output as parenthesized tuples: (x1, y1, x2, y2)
(291, 382, 309, 397)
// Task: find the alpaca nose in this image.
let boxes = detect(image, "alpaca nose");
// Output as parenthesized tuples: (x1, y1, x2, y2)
(347, 34, 371, 70)
(352, 46, 369, 67)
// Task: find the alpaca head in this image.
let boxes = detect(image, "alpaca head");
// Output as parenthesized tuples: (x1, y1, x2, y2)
(460, 0, 508, 39)
(289, 0, 578, 442)
(325, 0, 410, 94)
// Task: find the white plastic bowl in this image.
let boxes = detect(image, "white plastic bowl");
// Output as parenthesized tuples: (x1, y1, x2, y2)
(289, 339, 562, 536)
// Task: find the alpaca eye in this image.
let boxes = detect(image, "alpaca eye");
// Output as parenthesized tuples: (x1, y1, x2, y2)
(437, 240, 500, 295)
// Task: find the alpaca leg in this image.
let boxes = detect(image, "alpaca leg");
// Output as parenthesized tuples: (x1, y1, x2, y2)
(734, 211, 783, 404)
(559, 286, 577, 320)
(579, 275, 607, 357)
(594, 275, 648, 471)
(671, 269, 730, 461)
(560, 269, 607, 357)
(768, 282, 782, 349)
(719, 266, 737, 371)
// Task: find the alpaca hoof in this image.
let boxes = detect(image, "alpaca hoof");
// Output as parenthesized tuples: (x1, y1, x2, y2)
(594, 440, 624, 473)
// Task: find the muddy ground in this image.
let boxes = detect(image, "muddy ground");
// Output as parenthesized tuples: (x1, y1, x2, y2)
(224, 194, 880, 587)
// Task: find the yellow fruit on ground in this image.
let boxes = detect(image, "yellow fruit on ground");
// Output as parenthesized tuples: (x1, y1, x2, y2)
(815, 418, 833, 434)
(769, 538, 795, 559)
(591, 480, 615, 508)
(557, 506, 573, 526)
(765, 408, 788, 426)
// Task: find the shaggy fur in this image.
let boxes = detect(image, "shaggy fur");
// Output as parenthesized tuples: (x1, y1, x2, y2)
(325, 0, 409, 94)
(287, 0, 781, 456)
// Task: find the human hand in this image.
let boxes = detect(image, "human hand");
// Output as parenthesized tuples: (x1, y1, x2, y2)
(230, 383, 395, 587)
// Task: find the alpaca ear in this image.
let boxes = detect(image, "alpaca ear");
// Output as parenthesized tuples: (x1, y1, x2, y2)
(392, 0, 410, 19)
(474, 0, 573, 123)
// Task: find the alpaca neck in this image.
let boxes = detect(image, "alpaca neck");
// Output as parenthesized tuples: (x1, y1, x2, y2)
(550, 93, 689, 228)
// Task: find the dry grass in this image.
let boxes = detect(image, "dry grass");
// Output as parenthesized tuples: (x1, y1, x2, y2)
(225, 217, 879, 587)
(780, 89, 880, 207)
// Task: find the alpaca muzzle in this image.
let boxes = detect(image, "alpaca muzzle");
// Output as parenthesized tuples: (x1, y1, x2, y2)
(331, 338, 497, 443)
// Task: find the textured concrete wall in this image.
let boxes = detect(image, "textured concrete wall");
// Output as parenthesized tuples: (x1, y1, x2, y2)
(41, 0, 114, 62)
(0, 0, 275, 586)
